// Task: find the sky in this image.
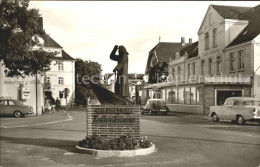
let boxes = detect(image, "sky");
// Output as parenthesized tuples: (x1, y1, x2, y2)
(29, 1, 260, 75)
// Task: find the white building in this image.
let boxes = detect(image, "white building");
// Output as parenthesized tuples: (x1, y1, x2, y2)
(43, 35, 76, 106)
(0, 19, 76, 114)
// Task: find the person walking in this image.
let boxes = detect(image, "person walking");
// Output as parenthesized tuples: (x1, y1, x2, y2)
(55, 98, 61, 111)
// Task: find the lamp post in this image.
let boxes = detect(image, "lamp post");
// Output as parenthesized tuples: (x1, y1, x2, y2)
(135, 81, 142, 105)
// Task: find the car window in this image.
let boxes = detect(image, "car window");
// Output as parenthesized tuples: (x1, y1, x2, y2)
(225, 99, 233, 106)
(233, 100, 242, 106)
(243, 100, 260, 106)
(0, 101, 7, 106)
(8, 101, 15, 105)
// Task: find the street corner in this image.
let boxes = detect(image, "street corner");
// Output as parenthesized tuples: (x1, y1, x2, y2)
(0, 110, 73, 129)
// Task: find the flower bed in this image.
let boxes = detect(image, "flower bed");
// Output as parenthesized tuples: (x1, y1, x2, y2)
(78, 135, 152, 150)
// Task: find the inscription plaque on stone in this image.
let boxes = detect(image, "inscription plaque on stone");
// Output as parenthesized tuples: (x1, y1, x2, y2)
(86, 105, 140, 140)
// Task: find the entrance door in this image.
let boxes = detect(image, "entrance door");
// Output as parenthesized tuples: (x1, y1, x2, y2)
(216, 90, 242, 106)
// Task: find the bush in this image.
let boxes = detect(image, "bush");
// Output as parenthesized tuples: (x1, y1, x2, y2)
(78, 135, 152, 150)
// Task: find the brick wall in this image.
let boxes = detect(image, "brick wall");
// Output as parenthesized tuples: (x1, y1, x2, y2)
(86, 105, 140, 140)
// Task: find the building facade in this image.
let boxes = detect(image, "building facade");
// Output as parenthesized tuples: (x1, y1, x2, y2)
(0, 19, 76, 114)
(142, 4, 260, 115)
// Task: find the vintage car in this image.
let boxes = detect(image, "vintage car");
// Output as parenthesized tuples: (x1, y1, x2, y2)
(0, 99, 34, 118)
(209, 97, 260, 125)
(141, 99, 169, 116)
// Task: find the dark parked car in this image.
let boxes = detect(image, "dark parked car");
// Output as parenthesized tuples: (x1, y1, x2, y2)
(209, 97, 260, 125)
(141, 99, 169, 116)
(0, 99, 34, 118)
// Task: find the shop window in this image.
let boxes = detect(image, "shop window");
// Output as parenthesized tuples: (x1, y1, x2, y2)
(184, 87, 191, 104)
(191, 87, 197, 104)
(230, 52, 235, 72)
(238, 50, 244, 70)
(178, 87, 185, 104)
(205, 32, 209, 50)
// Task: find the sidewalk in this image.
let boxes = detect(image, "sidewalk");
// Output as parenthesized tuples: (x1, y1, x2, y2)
(0, 110, 71, 128)
(168, 112, 210, 120)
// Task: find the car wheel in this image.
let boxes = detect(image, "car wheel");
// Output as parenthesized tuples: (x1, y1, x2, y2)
(212, 113, 219, 122)
(237, 115, 245, 125)
(14, 111, 22, 118)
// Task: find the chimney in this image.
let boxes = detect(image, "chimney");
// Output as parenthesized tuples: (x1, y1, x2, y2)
(189, 38, 192, 44)
(181, 37, 185, 45)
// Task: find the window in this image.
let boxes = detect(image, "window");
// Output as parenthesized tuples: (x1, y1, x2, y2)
(167, 90, 176, 104)
(201, 60, 205, 75)
(172, 68, 175, 79)
(209, 13, 211, 25)
(9, 101, 15, 105)
(191, 87, 197, 105)
(177, 66, 181, 76)
(184, 87, 190, 104)
(59, 91, 64, 98)
(230, 52, 235, 71)
(0, 100, 7, 105)
(58, 62, 64, 71)
(213, 28, 217, 47)
(205, 32, 209, 50)
(45, 77, 50, 83)
(208, 58, 213, 75)
(216, 56, 221, 74)
(238, 50, 244, 70)
(187, 63, 190, 77)
(192, 62, 196, 75)
(178, 87, 184, 104)
(58, 77, 64, 85)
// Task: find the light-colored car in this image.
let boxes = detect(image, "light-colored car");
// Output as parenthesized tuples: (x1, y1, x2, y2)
(209, 97, 260, 125)
(0, 99, 34, 118)
(141, 99, 169, 116)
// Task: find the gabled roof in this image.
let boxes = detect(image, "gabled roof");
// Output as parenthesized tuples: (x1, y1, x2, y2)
(211, 5, 252, 20)
(52, 50, 75, 61)
(180, 41, 198, 59)
(227, 5, 260, 48)
(149, 42, 190, 63)
(43, 34, 62, 48)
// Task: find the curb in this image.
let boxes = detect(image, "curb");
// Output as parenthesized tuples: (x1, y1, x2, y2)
(76, 143, 155, 157)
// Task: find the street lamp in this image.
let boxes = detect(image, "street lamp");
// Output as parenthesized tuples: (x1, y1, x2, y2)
(135, 81, 142, 105)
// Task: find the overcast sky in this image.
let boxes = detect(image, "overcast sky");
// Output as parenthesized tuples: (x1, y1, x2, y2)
(29, 1, 259, 75)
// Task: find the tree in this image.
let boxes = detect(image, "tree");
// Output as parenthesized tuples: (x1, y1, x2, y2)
(148, 61, 168, 83)
(75, 59, 102, 105)
(0, 0, 55, 77)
